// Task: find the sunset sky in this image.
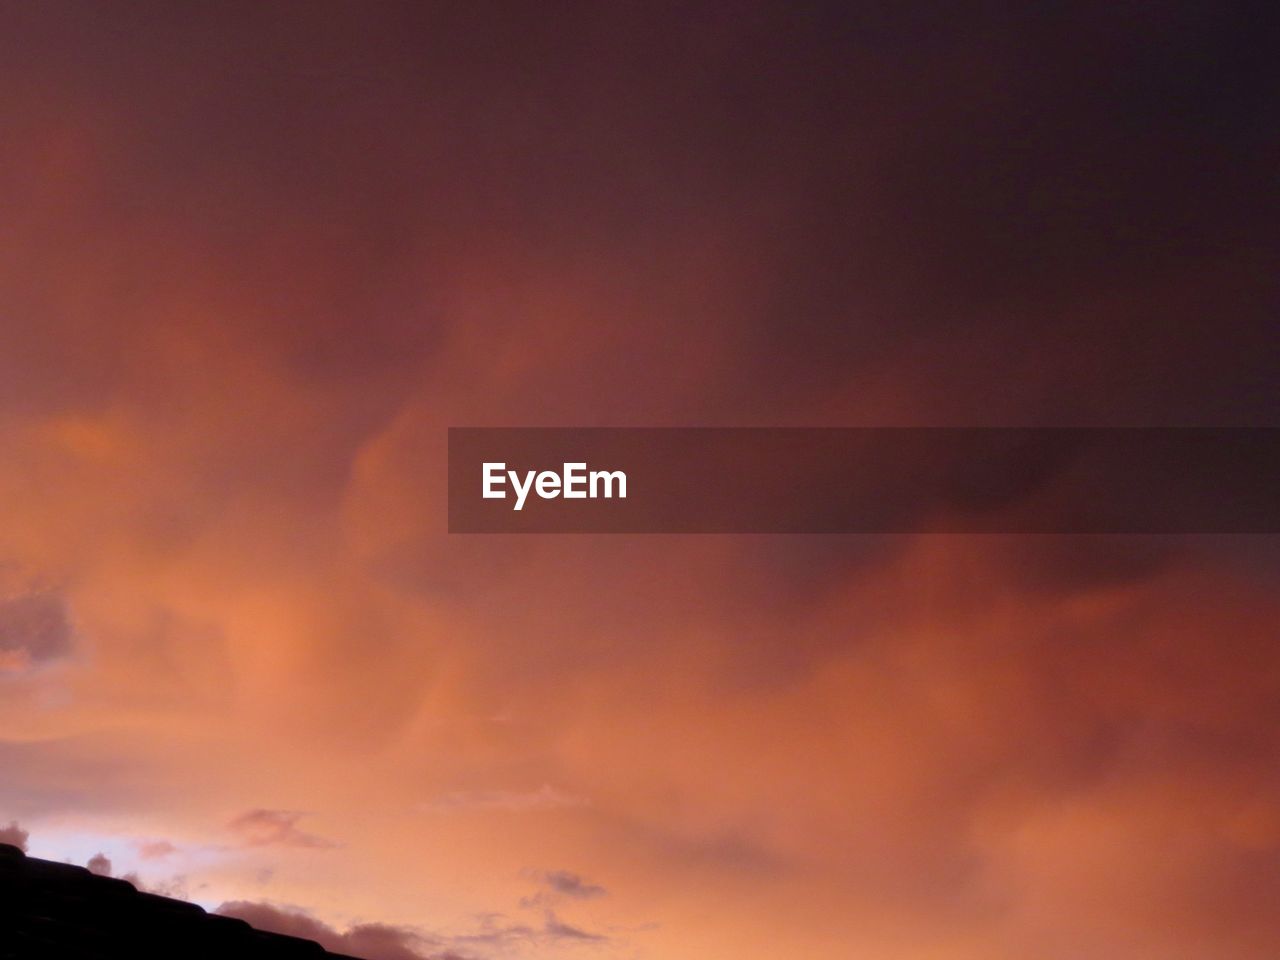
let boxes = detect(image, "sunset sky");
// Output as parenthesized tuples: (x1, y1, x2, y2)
(1, 3, 1278, 959)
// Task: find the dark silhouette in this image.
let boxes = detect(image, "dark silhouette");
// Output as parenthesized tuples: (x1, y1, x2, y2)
(0, 842, 365, 959)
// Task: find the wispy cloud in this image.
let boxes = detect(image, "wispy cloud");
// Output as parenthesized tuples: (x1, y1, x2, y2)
(520, 869, 608, 909)
(540, 870, 606, 900)
(227, 809, 338, 849)
(420, 785, 590, 814)
(0, 589, 75, 673)
(217, 902, 431, 960)
(218, 901, 613, 960)
(135, 838, 178, 860)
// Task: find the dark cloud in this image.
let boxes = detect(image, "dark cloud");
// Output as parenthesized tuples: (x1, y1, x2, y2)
(519, 869, 608, 910)
(227, 809, 337, 849)
(217, 902, 433, 960)
(215, 901, 608, 960)
(4, 2, 1271, 428)
(742, 5, 1280, 424)
(0, 820, 29, 851)
(447, 910, 611, 953)
(542, 912, 607, 943)
(540, 870, 606, 900)
(0, 591, 74, 670)
(86, 852, 112, 876)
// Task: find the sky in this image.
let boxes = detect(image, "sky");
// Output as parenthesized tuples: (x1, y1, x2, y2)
(1, 3, 1278, 959)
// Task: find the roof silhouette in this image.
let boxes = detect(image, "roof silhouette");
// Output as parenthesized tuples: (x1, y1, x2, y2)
(0, 842, 365, 959)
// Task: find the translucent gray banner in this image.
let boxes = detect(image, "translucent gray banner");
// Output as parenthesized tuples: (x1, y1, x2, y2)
(448, 428, 1280, 533)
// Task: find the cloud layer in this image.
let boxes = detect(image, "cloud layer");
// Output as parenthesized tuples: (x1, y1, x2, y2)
(0, 4, 1276, 960)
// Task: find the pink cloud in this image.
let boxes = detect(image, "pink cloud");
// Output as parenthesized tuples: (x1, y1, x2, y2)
(227, 809, 337, 849)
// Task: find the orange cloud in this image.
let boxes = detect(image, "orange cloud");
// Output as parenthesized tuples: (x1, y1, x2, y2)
(228, 810, 339, 850)
(0, 5, 1275, 960)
